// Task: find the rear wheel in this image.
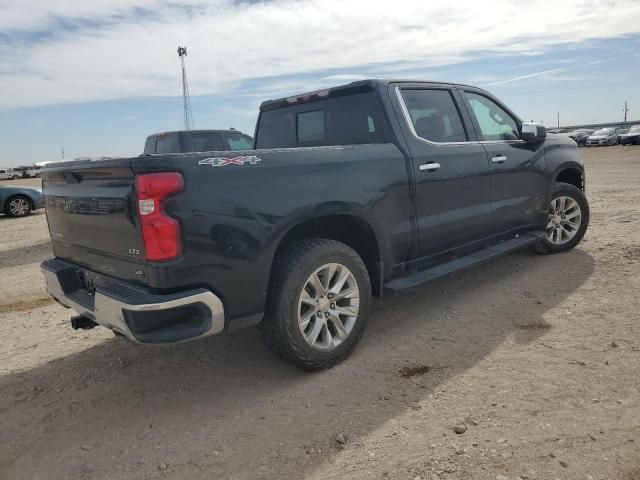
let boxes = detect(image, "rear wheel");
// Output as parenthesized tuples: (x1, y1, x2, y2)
(5, 195, 32, 217)
(260, 238, 371, 370)
(532, 182, 589, 254)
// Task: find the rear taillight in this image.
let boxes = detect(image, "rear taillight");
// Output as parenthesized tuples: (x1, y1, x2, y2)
(135, 172, 184, 261)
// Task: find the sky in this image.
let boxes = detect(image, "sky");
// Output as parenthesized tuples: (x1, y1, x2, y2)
(1, 0, 640, 166)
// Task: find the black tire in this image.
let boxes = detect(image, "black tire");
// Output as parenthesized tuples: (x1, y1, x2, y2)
(532, 182, 589, 254)
(259, 238, 371, 370)
(4, 195, 33, 218)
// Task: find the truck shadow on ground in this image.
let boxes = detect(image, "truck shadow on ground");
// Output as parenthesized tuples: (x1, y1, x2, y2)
(0, 248, 594, 479)
(0, 240, 51, 270)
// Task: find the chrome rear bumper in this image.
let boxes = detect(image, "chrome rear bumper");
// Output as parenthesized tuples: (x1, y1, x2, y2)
(41, 258, 225, 344)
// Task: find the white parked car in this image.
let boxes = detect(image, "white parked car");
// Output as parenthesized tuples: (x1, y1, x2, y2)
(586, 128, 618, 146)
(0, 168, 21, 180)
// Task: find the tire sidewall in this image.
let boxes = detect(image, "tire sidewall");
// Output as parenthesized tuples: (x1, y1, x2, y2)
(540, 183, 589, 253)
(275, 243, 371, 365)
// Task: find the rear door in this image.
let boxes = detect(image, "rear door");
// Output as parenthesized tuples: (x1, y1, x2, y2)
(391, 83, 494, 257)
(458, 88, 548, 233)
(42, 159, 147, 283)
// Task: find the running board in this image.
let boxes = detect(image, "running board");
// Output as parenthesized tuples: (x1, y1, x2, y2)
(384, 231, 545, 292)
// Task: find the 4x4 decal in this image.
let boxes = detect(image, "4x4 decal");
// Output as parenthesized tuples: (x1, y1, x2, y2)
(199, 155, 262, 167)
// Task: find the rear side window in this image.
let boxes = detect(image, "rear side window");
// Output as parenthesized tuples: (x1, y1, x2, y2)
(463, 92, 520, 141)
(221, 133, 253, 151)
(155, 134, 181, 154)
(256, 91, 387, 148)
(400, 89, 467, 143)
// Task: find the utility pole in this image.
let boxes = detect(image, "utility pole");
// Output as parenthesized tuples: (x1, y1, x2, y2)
(177, 46, 194, 130)
(557, 112, 560, 128)
(623, 101, 629, 123)
(61, 147, 65, 159)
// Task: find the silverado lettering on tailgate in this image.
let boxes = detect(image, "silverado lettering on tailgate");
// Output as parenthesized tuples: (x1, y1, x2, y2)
(46, 196, 126, 215)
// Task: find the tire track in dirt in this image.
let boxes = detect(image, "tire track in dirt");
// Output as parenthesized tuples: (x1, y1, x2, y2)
(0, 297, 55, 314)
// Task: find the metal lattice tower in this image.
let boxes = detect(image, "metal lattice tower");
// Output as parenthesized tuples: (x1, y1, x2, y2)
(177, 46, 194, 130)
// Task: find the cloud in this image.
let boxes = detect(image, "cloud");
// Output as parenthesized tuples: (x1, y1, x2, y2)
(2, 0, 640, 109)
(488, 67, 568, 86)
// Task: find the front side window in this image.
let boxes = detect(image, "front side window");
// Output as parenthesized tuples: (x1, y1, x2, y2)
(400, 89, 467, 143)
(464, 92, 519, 141)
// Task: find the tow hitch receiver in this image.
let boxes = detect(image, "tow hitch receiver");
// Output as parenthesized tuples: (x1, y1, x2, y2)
(71, 314, 97, 330)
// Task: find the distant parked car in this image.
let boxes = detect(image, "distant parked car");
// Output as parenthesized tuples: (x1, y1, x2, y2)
(0, 185, 44, 217)
(620, 125, 640, 145)
(0, 168, 21, 180)
(143, 129, 254, 155)
(566, 129, 593, 147)
(586, 128, 618, 146)
(17, 165, 42, 178)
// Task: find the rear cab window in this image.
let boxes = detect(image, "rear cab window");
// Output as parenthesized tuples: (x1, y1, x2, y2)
(255, 89, 388, 149)
(155, 134, 181, 154)
(187, 132, 223, 152)
(221, 132, 253, 151)
(143, 136, 156, 154)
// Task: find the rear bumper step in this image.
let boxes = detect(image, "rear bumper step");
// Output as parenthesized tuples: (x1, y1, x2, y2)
(41, 258, 225, 345)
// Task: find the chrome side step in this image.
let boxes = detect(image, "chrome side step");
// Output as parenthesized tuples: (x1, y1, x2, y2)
(384, 231, 545, 292)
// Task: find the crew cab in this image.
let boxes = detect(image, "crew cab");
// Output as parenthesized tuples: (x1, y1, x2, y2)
(40, 79, 589, 369)
(143, 129, 253, 154)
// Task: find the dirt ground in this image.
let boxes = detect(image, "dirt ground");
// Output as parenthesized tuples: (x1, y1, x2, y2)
(1, 148, 639, 480)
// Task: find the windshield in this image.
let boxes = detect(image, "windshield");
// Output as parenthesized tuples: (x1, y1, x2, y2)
(592, 129, 612, 135)
(628, 126, 640, 133)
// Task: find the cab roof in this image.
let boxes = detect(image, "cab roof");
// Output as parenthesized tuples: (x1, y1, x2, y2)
(259, 79, 478, 112)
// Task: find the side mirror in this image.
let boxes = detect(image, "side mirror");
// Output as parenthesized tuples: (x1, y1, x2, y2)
(521, 123, 547, 144)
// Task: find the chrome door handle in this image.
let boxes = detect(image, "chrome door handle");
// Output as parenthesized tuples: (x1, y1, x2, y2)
(491, 155, 507, 164)
(419, 162, 441, 172)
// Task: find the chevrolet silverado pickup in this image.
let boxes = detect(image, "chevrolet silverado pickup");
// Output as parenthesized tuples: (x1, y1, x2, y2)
(40, 79, 589, 369)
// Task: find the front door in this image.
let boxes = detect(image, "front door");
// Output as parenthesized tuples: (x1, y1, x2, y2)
(392, 84, 494, 258)
(458, 89, 548, 233)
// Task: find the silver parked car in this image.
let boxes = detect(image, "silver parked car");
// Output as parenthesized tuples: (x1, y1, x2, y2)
(0, 186, 45, 217)
(586, 128, 618, 146)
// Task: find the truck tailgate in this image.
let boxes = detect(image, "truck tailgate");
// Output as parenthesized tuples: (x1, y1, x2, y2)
(41, 159, 147, 284)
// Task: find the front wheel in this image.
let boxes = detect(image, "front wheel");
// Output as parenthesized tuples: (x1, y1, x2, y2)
(5, 195, 32, 217)
(532, 182, 589, 254)
(260, 238, 371, 370)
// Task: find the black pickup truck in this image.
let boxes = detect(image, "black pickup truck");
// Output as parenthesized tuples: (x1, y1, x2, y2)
(40, 79, 589, 369)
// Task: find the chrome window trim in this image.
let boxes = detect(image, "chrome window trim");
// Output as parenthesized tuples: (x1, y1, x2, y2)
(394, 87, 526, 147)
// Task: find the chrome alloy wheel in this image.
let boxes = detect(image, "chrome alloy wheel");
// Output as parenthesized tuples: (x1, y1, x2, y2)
(546, 195, 582, 245)
(9, 198, 30, 216)
(297, 263, 360, 350)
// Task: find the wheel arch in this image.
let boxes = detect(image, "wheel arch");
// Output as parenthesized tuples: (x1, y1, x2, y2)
(270, 213, 383, 296)
(555, 166, 584, 191)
